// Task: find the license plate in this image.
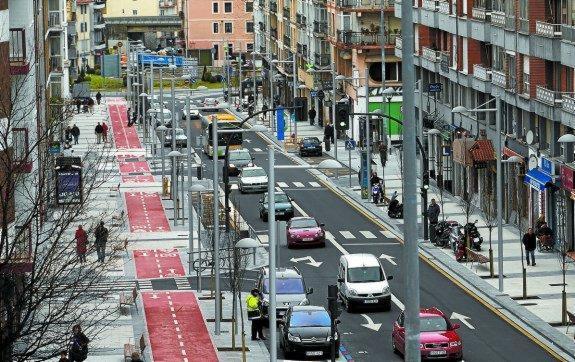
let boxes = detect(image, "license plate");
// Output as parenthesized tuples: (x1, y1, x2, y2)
(306, 351, 323, 356)
(303, 237, 313, 241)
(429, 350, 447, 356)
(364, 299, 378, 304)
(276, 211, 284, 215)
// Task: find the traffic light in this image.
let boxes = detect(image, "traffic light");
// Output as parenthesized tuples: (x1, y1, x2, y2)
(335, 101, 350, 131)
(294, 97, 307, 123)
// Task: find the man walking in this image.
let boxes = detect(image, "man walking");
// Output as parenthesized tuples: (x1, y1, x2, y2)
(427, 198, 441, 243)
(101, 121, 109, 143)
(94, 123, 103, 144)
(95, 91, 102, 105)
(75, 225, 88, 263)
(247, 288, 265, 341)
(308, 107, 316, 126)
(69, 324, 89, 362)
(522, 228, 537, 266)
(379, 141, 388, 167)
(94, 221, 108, 263)
(324, 121, 334, 152)
(126, 108, 132, 127)
(71, 124, 80, 145)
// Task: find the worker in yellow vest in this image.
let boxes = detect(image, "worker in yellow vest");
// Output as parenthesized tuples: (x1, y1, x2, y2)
(246, 288, 265, 340)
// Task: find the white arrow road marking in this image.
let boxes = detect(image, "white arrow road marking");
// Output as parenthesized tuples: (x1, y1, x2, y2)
(450, 312, 475, 329)
(379, 253, 397, 266)
(360, 314, 382, 332)
(290, 256, 323, 268)
(150, 293, 159, 299)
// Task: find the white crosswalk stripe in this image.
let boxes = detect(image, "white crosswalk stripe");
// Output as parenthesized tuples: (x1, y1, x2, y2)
(360, 231, 377, 239)
(293, 182, 305, 188)
(138, 280, 153, 290)
(381, 230, 396, 238)
(309, 182, 321, 188)
(231, 184, 239, 190)
(174, 277, 191, 290)
(277, 182, 289, 188)
(340, 231, 355, 239)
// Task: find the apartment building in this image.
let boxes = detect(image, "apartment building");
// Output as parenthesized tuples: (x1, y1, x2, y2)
(105, 0, 181, 52)
(395, 0, 575, 249)
(185, 0, 255, 65)
(255, 0, 401, 132)
(74, 0, 107, 69)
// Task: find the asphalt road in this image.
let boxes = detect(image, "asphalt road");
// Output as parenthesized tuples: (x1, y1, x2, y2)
(166, 97, 557, 361)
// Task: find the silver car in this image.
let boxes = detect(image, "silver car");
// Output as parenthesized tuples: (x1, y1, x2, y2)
(256, 267, 313, 319)
(238, 166, 268, 193)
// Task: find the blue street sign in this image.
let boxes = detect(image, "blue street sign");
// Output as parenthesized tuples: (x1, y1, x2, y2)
(310, 91, 318, 98)
(345, 139, 356, 151)
(276, 106, 285, 141)
(428, 83, 442, 93)
(49, 142, 61, 155)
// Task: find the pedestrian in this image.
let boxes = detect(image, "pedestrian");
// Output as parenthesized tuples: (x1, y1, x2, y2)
(65, 126, 73, 143)
(94, 221, 108, 262)
(71, 124, 80, 145)
(126, 108, 132, 127)
(94, 123, 103, 144)
(101, 121, 109, 143)
(95, 91, 102, 105)
(82, 99, 89, 113)
(324, 121, 334, 152)
(130, 352, 143, 362)
(75, 98, 81, 114)
(537, 222, 554, 251)
(379, 141, 388, 167)
(308, 107, 316, 126)
(247, 288, 265, 341)
(522, 227, 537, 266)
(58, 350, 69, 362)
(68, 324, 89, 362)
(370, 171, 380, 188)
(427, 199, 441, 243)
(75, 225, 88, 263)
(87, 98, 95, 113)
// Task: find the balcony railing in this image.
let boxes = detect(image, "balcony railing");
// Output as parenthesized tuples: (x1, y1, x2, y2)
(438, 1, 450, 14)
(536, 85, 562, 106)
(313, 21, 328, 34)
(505, 15, 515, 29)
(395, 36, 402, 49)
(492, 70, 507, 88)
(536, 21, 562, 38)
(491, 11, 506, 27)
(562, 95, 575, 114)
(314, 53, 331, 67)
(471, 7, 488, 21)
(337, 30, 381, 46)
(283, 34, 291, 47)
(336, 0, 394, 9)
(422, 0, 438, 11)
(283, 7, 290, 19)
(473, 64, 492, 81)
(439, 51, 452, 71)
(159, 0, 175, 7)
(421, 46, 439, 62)
(269, 1, 277, 12)
(518, 18, 529, 33)
(563, 24, 575, 43)
(48, 10, 63, 29)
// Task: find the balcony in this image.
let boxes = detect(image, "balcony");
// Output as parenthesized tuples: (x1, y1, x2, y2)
(491, 11, 505, 27)
(562, 95, 575, 114)
(93, 41, 106, 51)
(49, 54, 63, 74)
(395, 36, 402, 49)
(336, 0, 394, 11)
(159, 0, 175, 7)
(93, 15, 106, 29)
(422, 0, 437, 11)
(438, 1, 450, 14)
(313, 21, 328, 35)
(297, 43, 308, 55)
(471, 7, 489, 21)
(314, 53, 330, 67)
(283, 7, 290, 19)
(269, 1, 277, 12)
(473, 64, 491, 81)
(48, 10, 63, 31)
(421, 46, 439, 62)
(270, 27, 278, 39)
(259, 21, 266, 31)
(9, 28, 29, 75)
(296, 13, 307, 26)
(536, 85, 562, 106)
(337, 30, 381, 48)
(258, 0, 265, 8)
(93, 0, 106, 10)
(283, 34, 291, 47)
(536, 21, 562, 37)
(492, 70, 507, 88)
(439, 51, 452, 72)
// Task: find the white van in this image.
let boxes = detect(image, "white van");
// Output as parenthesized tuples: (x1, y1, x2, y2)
(337, 253, 393, 312)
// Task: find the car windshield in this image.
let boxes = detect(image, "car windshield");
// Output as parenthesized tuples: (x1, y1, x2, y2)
(302, 138, 319, 145)
(347, 266, 384, 283)
(230, 151, 251, 162)
(420, 317, 449, 332)
(263, 278, 304, 294)
(290, 310, 331, 327)
(264, 193, 290, 203)
(242, 168, 266, 177)
(290, 218, 318, 229)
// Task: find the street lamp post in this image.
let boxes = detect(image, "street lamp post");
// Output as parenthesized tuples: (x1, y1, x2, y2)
(140, 92, 148, 141)
(156, 125, 168, 188)
(168, 150, 183, 226)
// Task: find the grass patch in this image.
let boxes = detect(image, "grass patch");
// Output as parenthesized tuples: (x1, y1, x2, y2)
(89, 75, 223, 91)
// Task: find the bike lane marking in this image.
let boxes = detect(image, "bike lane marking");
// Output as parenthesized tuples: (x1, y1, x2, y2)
(125, 192, 170, 233)
(134, 249, 185, 279)
(142, 291, 218, 362)
(108, 103, 142, 150)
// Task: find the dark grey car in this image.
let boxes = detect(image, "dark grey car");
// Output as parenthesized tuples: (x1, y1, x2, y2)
(225, 149, 253, 176)
(259, 191, 294, 221)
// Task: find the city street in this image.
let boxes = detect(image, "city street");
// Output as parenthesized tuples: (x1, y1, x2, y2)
(178, 104, 558, 361)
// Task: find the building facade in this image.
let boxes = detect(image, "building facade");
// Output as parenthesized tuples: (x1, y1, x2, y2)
(185, 0, 255, 65)
(395, 0, 575, 249)
(74, 0, 107, 69)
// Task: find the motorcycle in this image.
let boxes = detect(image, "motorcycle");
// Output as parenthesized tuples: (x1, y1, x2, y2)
(455, 235, 467, 262)
(372, 183, 383, 204)
(434, 220, 458, 248)
(463, 220, 483, 251)
(387, 198, 403, 219)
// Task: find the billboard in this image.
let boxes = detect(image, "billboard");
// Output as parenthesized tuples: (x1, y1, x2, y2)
(102, 54, 120, 77)
(56, 157, 83, 205)
(138, 54, 184, 67)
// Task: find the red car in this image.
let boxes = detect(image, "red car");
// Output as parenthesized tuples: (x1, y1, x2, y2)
(286, 217, 325, 248)
(392, 308, 463, 360)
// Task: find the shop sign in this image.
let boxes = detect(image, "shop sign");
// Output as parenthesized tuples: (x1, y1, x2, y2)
(541, 157, 554, 175)
(560, 165, 575, 191)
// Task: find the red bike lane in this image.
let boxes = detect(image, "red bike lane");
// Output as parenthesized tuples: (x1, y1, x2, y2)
(133, 249, 185, 279)
(124, 192, 170, 232)
(108, 103, 142, 150)
(142, 291, 218, 362)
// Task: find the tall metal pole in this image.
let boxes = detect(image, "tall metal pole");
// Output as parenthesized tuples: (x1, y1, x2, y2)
(365, 68, 371, 190)
(212, 117, 221, 335)
(293, 56, 298, 139)
(270, 60, 275, 133)
(267, 145, 277, 362)
(496, 96, 504, 292)
(187, 97, 194, 271)
(197, 190, 203, 292)
(401, 0, 421, 356)
(252, 53, 257, 109)
(160, 68, 165, 179)
(127, 44, 131, 107)
(239, 48, 243, 106)
(171, 71, 178, 222)
(380, 8, 387, 193)
(150, 61, 155, 143)
(332, 65, 338, 179)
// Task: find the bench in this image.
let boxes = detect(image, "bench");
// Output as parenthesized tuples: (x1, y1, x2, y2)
(566, 311, 575, 336)
(119, 287, 138, 315)
(123, 334, 147, 361)
(465, 248, 490, 270)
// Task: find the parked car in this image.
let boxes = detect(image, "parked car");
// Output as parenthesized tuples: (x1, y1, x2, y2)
(238, 166, 268, 193)
(181, 107, 200, 119)
(164, 128, 187, 147)
(280, 306, 340, 359)
(259, 191, 294, 222)
(299, 137, 323, 157)
(392, 308, 463, 360)
(225, 149, 253, 176)
(149, 108, 174, 127)
(286, 217, 325, 248)
(203, 97, 220, 111)
(337, 253, 393, 312)
(256, 267, 312, 320)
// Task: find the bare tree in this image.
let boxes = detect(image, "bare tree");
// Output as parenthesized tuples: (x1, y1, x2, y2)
(555, 192, 570, 325)
(511, 166, 528, 299)
(458, 166, 476, 249)
(481, 170, 497, 278)
(0, 68, 123, 360)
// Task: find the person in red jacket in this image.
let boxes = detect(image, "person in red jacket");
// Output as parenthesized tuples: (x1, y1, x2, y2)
(101, 122, 109, 143)
(75, 225, 88, 263)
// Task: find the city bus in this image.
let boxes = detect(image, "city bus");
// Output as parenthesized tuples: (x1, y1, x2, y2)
(201, 113, 243, 157)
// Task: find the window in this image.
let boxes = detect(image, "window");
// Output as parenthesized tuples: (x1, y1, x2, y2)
(12, 128, 30, 170)
(80, 22, 87, 32)
(132, 9, 138, 15)
(224, 22, 233, 33)
(213, 22, 219, 33)
(245, 1, 253, 12)
(80, 5, 87, 14)
(213, 44, 219, 60)
(227, 43, 233, 55)
(246, 21, 254, 33)
(224, 2, 232, 12)
(246, 43, 254, 52)
(213, 2, 219, 13)
(160, 9, 165, 16)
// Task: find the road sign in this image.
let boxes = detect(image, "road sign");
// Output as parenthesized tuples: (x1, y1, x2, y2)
(428, 83, 442, 93)
(49, 141, 61, 155)
(310, 90, 318, 98)
(345, 139, 356, 151)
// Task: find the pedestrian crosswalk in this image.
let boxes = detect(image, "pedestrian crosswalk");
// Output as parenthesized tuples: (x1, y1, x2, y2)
(174, 277, 192, 290)
(230, 181, 325, 190)
(254, 229, 398, 242)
